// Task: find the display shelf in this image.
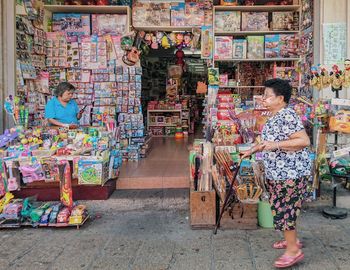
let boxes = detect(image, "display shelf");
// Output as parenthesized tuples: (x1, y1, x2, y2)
(133, 26, 196, 32)
(219, 85, 265, 88)
(215, 30, 299, 35)
(214, 5, 300, 12)
(151, 135, 175, 137)
(43, 5, 131, 32)
(215, 58, 300, 62)
(148, 124, 177, 127)
(148, 109, 182, 112)
(44, 5, 130, 14)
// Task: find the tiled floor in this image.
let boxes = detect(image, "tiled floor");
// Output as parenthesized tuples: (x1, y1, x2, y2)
(117, 137, 193, 189)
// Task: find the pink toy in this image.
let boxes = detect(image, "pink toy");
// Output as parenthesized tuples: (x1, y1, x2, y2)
(19, 164, 44, 183)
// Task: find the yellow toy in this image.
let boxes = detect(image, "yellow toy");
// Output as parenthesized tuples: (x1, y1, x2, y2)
(0, 192, 14, 213)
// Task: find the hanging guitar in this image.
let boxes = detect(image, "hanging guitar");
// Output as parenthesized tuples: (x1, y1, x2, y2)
(123, 31, 144, 66)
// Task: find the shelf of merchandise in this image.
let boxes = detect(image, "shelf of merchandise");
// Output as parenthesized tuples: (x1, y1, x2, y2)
(132, 26, 196, 32)
(219, 86, 264, 88)
(148, 109, 181, 113)
(43, 5, 131, 32)
(215, 58, 300, 62)
(215, 30, 299, 35)
(211, 2, 302, 108)
(214, 5, 300, 12)
(148, 124, 178, 127)
(147, 109, 183, 137)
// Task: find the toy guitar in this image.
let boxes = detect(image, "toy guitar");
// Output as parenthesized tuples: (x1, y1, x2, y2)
(123, 31, 143, 66)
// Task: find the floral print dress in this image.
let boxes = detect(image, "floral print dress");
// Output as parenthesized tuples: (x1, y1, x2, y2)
(261, 107, 311, 231)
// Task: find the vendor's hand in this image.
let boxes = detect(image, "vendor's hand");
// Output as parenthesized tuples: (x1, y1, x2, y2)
(240, 150, 252, 159)
(260, 141, 278, 151)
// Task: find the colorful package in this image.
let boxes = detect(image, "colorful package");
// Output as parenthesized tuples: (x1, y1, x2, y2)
(214, 11, 241, 32)
(265, 34, 280, 58)
(241, 12, 268, 31)
(201, 26, 213, 59)
(92, 14, 127, 35)
(232, 38, 247, 59)
(52, 13, 90, 42)
(171, 2, 186, 26)
(214, 36, 233, 60)
(247, 36, 264, 59)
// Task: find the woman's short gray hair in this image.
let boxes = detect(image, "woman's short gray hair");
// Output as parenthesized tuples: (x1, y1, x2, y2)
(54, 82, 75, 97)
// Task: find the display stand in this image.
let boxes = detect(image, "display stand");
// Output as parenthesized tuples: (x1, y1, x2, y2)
(322, 87, 348, 219)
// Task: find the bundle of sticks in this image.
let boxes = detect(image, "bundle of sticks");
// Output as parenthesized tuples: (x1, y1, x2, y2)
(214, 150, 236, 184)
(236, 183, 263, 203)
(252, 161, 269, 201)
(211, 164, 226, 203)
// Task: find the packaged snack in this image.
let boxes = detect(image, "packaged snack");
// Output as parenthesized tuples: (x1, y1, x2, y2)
(69, 205, 87, 224)
(56, 207, 70, 224)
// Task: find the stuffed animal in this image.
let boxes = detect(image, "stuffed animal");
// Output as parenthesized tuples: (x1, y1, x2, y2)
(175, 33, 184, 49)
(144, 33, 153, 46)
(183, 33, 192, 48)
(161, 35, 170, 49)
(151, 35, 158, 49)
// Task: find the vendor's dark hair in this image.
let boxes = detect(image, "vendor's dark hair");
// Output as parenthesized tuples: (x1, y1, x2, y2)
(54, 82, 75, 97)
(264, 78, 292, 104)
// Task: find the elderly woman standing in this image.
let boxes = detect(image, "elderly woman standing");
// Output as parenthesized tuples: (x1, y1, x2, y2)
(45, 82, 84, 128)
(241, 78, 311, 268)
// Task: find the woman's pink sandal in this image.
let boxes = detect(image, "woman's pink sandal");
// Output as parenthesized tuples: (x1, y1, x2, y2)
(274, 251, 304, 268)
(272, 240, 303, 249)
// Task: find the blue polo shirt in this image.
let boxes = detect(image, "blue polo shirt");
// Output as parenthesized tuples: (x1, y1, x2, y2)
(45, 97, 79, 124)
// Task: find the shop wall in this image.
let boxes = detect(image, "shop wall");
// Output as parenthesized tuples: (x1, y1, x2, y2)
(1, 0, 16, 131)
(0, 0, 4, 132)
(317, 0, 350, 99)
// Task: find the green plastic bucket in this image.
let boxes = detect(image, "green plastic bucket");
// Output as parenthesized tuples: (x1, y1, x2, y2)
(258, 200, 274, 228)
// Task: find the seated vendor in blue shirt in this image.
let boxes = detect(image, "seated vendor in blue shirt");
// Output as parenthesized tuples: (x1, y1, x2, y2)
(45, 82, 84, 128)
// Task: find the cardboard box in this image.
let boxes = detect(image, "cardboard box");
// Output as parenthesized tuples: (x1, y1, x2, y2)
(78, 154, 109, 185)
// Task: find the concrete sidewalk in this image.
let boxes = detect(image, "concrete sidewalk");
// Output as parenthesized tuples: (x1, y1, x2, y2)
(0, 187, 349, 270)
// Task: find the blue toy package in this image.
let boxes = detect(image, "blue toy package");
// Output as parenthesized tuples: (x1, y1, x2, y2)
(265, 34, 280, 58)
(52, 13, 90, 42)
(239, 159, 254, 176)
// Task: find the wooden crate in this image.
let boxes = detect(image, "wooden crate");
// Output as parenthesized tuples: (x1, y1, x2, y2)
(190, 190, 216, 229)
(219, 203, 258, 230)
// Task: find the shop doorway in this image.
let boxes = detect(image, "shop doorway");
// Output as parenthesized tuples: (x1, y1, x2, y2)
(118, 48, 207, 189)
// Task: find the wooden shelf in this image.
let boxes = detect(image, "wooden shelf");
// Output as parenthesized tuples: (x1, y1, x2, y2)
(219, 86, 265, 88)
(44, 5, 130, 14)
(215, 30, 299, 35)
(148, 109, 181, 112)
(215, 58, 300, 62)
(43, 5, 131, 32)
(148, 124, 177, 127)
(214, 5, 300, 12)
(133, 26, 197, 32)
